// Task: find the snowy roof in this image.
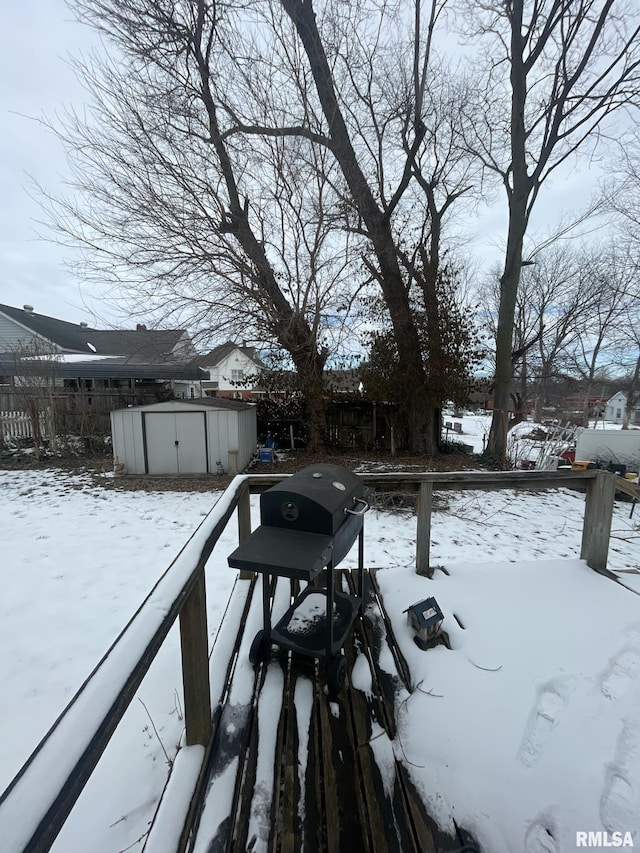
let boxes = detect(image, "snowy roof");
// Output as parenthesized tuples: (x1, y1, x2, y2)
(120, 396, 255, 412)
(199, 341, 268, 370)
(0, 353, 205, 381)
(0, 303, 188, 360)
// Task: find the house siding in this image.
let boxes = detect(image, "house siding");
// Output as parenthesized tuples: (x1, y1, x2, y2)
(605, 392, 640, 425)
(204, 349, 261, 393)
(0, 315, 52, 352)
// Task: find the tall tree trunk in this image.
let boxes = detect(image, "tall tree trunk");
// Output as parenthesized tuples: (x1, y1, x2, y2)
(194, 40, 330, 452)
(489, 1, 528, 465)
(292, 353, 327, 453)
(282, 0, 431, 453)
(489, 199, 526, 463)
(582, 383, 592, 428)
(622, 355, 640, 430)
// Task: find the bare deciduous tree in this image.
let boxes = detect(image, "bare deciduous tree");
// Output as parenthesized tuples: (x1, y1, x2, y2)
(41, 0, 491, 455)
(7, 342, 59, 459)
(43, 0, 367, 451)
(564, 245, 637, 425)
(457, 0, 640, 463)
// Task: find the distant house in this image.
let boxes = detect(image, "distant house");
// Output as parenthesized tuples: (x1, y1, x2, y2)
(605, 391, 640, 426)
(199, 341, 268, 400)
(0, 303, 205, 398)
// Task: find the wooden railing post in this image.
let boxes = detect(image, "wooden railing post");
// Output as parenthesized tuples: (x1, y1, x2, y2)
(237, 481, 253, 580)
(581, 470, 616, 574)
(416, 481, 433, 577)
(179, 569, 212, 747)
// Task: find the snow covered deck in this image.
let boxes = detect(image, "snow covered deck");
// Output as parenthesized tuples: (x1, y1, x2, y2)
(2, 464, 638, 852)
(187, 569, 473, 853)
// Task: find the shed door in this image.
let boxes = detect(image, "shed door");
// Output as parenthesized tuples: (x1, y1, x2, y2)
(144, 412, 208, 474)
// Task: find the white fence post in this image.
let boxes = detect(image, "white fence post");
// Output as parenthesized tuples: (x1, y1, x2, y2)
(0, 410, 51, 443)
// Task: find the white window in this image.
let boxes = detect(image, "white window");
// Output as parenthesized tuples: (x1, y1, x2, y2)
(231, 369, 244, 383)
(616, 408, 622, 419)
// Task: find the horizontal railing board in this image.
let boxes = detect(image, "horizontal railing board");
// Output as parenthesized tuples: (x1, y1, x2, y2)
(242, 468, 598, 493)
(610, 476, 640, 500)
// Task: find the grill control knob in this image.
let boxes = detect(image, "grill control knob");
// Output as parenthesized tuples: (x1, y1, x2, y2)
(281, 501, 299, 521)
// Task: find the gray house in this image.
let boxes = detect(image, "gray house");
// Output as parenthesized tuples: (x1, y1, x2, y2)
(0, 303, 205, 397)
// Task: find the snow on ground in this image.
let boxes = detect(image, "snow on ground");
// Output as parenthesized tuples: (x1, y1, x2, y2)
(377, 558, 640, 852)
(1, 414, 639, 852)
(0, 470, 251, 853)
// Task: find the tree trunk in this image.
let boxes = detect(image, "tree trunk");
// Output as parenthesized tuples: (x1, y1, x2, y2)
(281, 0, 431, 454)
(622, 355, 640, 430)
(488, 2, 529, 466)
(27, 398, 41, 462)
(583, 386, 592, 428)
(297, 367, 327, 453)
(489, 200, 526, 463)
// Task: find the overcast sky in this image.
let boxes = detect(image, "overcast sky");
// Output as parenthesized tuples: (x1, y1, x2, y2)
(0, 0, 105, 324)
(0, 1, 613, 331)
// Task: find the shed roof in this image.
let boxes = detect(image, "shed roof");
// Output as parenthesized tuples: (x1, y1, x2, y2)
(118, 397, 256, 413)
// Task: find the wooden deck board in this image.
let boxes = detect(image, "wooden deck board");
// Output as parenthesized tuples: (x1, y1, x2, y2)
(189, 570, 472, 853)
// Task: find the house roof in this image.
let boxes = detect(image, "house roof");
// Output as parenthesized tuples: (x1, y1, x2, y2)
(199, 341, 268, 370)
(79, 329, 188, 361)
(0, 353, 205, 381)
(0, 303, 187, 360)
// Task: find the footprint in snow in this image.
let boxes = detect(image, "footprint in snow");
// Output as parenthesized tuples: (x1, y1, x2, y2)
(600, 772, 637, 831)
(600, 715, 640, 833)
(524, 810, 559, 853)
(518, 679, 573, 768)
(600, 625, 640, 701)
(601, 649, 640, 701)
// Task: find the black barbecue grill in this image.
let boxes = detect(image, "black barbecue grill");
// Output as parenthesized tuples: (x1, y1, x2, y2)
(227, 464, 371, 696)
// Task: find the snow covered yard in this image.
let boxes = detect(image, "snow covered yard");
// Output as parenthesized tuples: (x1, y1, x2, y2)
(0, 469, 241, 852)
(1, 451, 639, 851)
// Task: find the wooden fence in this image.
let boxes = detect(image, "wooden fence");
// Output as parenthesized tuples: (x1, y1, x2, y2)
(0, 390, 173, 438)
(1, 469, 638, 853)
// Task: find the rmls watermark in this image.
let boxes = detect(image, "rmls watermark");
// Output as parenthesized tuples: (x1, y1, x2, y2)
(576, 831, 634, 848)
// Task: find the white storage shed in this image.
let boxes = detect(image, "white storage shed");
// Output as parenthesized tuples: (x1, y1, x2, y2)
(110, 398, 257, 475)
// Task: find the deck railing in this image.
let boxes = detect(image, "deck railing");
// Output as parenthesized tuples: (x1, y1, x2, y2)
(1, 468, 638, 853)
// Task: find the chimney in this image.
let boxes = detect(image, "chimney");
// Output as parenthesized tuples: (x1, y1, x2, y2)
(136, 323, 147, 331)
(79, 321, 88, 328)
(23, 304, 34, 314)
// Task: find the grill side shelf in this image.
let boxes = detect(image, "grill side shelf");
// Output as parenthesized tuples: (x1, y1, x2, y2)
(227, 526, 333, 581)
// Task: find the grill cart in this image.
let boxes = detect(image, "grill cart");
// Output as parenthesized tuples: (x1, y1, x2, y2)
(227, 464, 370, 696)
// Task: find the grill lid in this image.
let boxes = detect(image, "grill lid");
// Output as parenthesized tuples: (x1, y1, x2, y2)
(260, 463, 365, 535)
